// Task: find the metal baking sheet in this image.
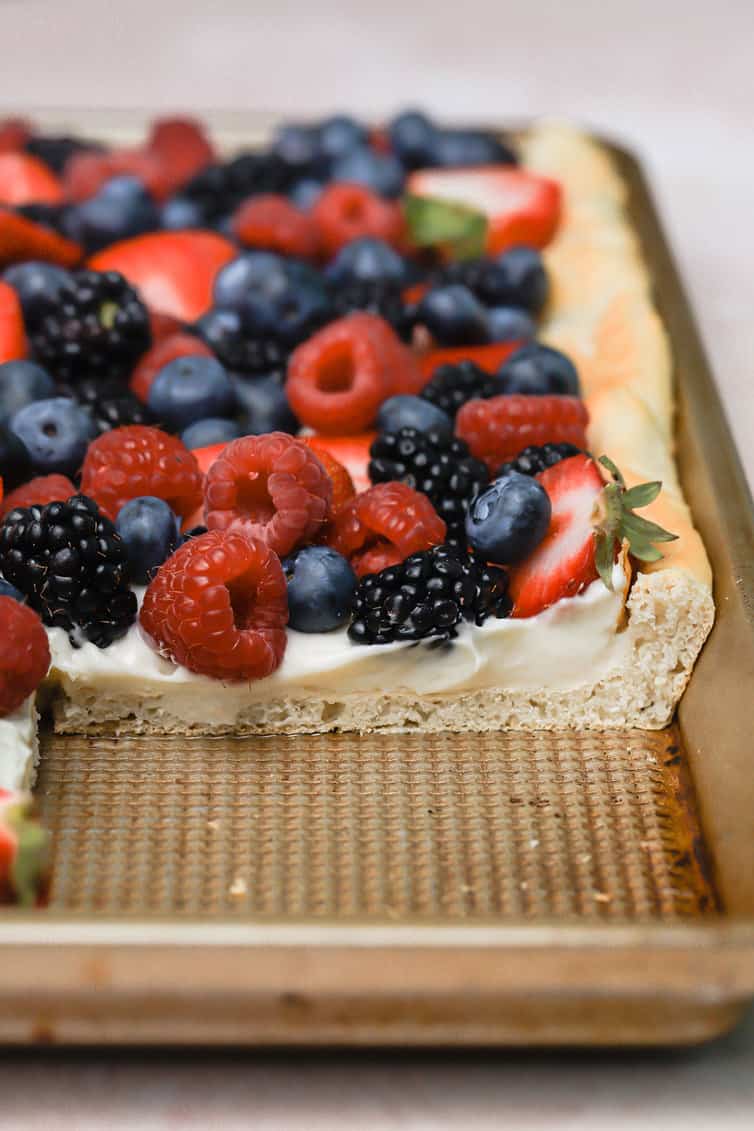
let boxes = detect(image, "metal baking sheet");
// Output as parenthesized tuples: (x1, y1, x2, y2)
(0, 118, 753, 1046)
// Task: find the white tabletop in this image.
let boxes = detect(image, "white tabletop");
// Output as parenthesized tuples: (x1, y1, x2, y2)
(0, 0, 753, 1125)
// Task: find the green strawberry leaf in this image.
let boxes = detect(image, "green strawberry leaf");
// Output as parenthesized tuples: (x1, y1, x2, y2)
(403, 194, 487, 260)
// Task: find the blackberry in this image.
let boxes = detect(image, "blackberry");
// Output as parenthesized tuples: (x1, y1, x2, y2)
(0, 494, 137, 648)
(420, 361, 503, 418)
(72, 377, 154, 433)
(497, 442, 584, 479)
(25, 135, 103, 176)
(328, 280, 415, 341)
(28, 269, 151, 386)
(369, 427, 488, 544)
(175, 151, 293, 225)
(348, 543, 511, 645)
(195, 321, 290, 377)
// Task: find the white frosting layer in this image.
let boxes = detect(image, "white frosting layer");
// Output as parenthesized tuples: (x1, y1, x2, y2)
(0, 696, 38, 789)
(48, 565, 630, 726)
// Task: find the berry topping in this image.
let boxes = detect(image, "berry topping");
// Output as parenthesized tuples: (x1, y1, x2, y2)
(465, 471, 551, 564)
(0, 423, 32, 492)
(0, 473, 75, 521)
(496, 441, 584, 479)
(232, 372, 299, 436)
(0, 153, 63, 207)
(369, 427, 488, 545)
(64, 175, 160, 254)
(436, 247, 548, 314)
(80, 425, 204, 521)
(204, 432, 333, 557)
(327, 481, 446, 577)
(330, 147, 405, 198)
(283, 545, 357, 633)
(417, 284, 490, 346)
(0, 210, 82, 270)
(0, 360, 55, 424)
(130, 331, 214, 403)
(328, 279, 415, 341)
(0, 494, 137, 647)
(139, 529, 288, 682)
(0, 596, 50, 717)
(26, 268, 151, 386)
(325, 237, 407, 286)
(301, 437, 356, 513)
(73, 376, 153, 433)
(115, 495, 180, 585)
(9, 396, 97, 477)
(182, 417, 242, 450)
(348, 543, 511, 645)
(233, 193, 319, 260)
(420, 360, 503, 418)
(498, 342, 580, 397)
(286, 312, 392, 434)
(312, 183, 405, 258)
(376, 394, 453, 442)
(486, 306, 536, 343)
(194, 307, 290, 377)
(146, 354, 236, 433)
(455, 394, 589, 473)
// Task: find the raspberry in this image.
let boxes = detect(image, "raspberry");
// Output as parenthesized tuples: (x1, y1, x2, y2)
(455, 394, 589, 473)
(130, 332, 214, 403)
(80, 425, 203, 520)
(327, 481, 446, 577)
(0, 474, 75, 521)
(312, 183, 405, 258)
(301, 438, 355, 513)
(139, 529, 288, 683)
(146, 117, 216, 192)
(357, 311, 423, 395)
(0, 597, 50, 717)
(233, 194, 320, 260)
(286, 313, 393, 434)
(204, 433, 333, 557)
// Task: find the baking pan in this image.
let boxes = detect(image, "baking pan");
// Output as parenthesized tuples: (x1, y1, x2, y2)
(0, 116, 753, 1047)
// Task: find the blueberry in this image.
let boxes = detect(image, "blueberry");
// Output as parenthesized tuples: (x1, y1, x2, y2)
(431, 129, 516, 168)
(181, 417, 243, 449)
(272, 123, 327, 177)
(147, 355, 236, 433)
(0, 360, 55, 424)
(466, 471, 551, 565)
(0, 577, 25, 603)
(485, 306, 536, 343)
(2, 261, 71, 324)
(194, 306, 245, 358)
(283, 545, 357, 633)
(418, 284, 490, 346)
(161, 196, 205, 230)
(325, 237, 407, 285)
(232, 373, 299, 435)
(0, 423, 32, 490)
(388, 110, 437, 169)
(63, 175, 160, 252)
(289, 178, 325, 211)
(319, 115, 368, 163)
(9, 397, 96, 477)
(213, 251, 289, 312)
(242, 261, 330, 345)
(376, 395, 453, 440)
(115, 496, 179, 586)
(331, 147, 405, 198)
(498, 343, 580, 397)
(490, 246, 549, 314)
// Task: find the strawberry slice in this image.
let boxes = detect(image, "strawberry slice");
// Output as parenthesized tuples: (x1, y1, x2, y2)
(192, 441, 228, 478)
(407, 166, 562, 255)
(509, 454, 679, 618)
(417, 340, 520, 381)
(303, 433, 375, 494)
(0, 152, 63, 206)
(0, 209, 82, 269)
(88, 230, 236, 322)
(0, 280, 28, 362)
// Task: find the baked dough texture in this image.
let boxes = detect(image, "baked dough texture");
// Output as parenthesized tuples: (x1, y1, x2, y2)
(51, 123, 714, 736)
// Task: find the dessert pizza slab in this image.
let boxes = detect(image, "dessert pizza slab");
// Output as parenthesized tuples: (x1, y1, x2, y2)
(0, 114, 752, 1047)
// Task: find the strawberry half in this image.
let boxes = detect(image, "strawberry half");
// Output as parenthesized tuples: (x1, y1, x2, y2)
(0, 152, 63, 206)
(417, 340, 520, 381)
(509, 454, 678, 618)
(407, 166, 562, 255)
(0, 209, 82, 269)
(0, 279, 28, 362)
(88, 230, 236, 322)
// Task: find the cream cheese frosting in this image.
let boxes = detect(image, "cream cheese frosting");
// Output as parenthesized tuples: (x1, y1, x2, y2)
(0, 696, 38, 790)
(47, 565, 629, 728)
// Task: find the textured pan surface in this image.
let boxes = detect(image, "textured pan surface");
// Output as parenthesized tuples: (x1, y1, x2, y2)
(37, 726, 716, 921)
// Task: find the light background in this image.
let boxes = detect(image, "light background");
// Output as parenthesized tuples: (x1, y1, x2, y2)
(1, 0, 753, 1126)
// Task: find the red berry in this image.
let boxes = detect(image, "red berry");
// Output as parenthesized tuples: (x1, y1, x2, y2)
(146, 117, 216, 192)
(204, 433, 333, 557)
(0, 210, 82, 270)
(286, 313, 393, 434)
(299, 432, 373, 493)
(301, 438, 355, 513)
(80, 425, 203, 521)
(139, 530, 288, 683)
(0, 474, 75, 521)
(148, 308, 184, 343)
(456, 394, 589, 473)
(327, 481, 446, 576)
(0, 153, 63, 206)
(0, 280, 27, 363)
(130, 331, 213, 403)
(312, 183, 405, 258)
(0, 118, 32, 154)
(233, 194, 320, 260)
(0, 597, 50, 717)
